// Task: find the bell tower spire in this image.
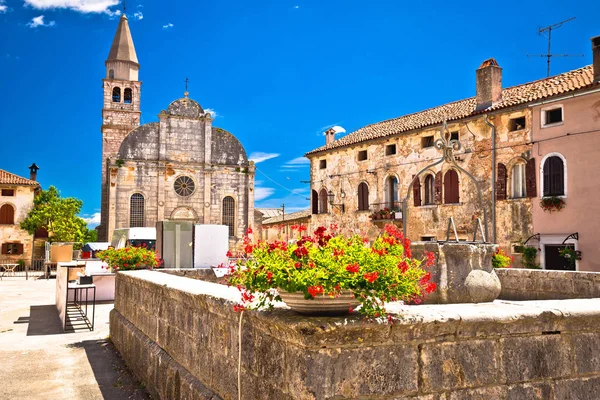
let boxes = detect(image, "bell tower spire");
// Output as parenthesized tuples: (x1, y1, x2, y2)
(98, 13, 142, 241)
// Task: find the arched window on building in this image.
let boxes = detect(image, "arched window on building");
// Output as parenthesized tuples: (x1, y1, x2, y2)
(412, 176, 421, 207)
(543, 156, 565, 197)
(124, 88, 133, 104)
(311, 190, 319, 214)
(222, 196, 235, 237)
(109, 69, 115, 79)
(512, 162, 526, 198)
(424, 174, 435, 205)
(444, 170, 460, 204)
(357, 182, 369, 211)
(319, 189, 328, 214)
(385, 176, 399, 209)
(112, 87, 121, 103)
(129, 194, 145, 227)
(0, 204, 15, 224)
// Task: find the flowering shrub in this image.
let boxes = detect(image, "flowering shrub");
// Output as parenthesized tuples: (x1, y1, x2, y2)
(540, 196, 565, 212)
(97, 246, 162, 271)
(492, 248, 512, 268)
(228, 224, 436, 320)
(559, 246, 581, 269)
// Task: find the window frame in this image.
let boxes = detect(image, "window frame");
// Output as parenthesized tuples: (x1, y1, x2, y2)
(540, 153, 567, 198)
(0, 203, 15, 225)
(357, 150, 368, 162)
(112, 86, 121, 103)
(319, 159, 327, 170)
(1, 189, 15, 197)
(423, 174, 435, 205)
(509, 116, 526, 132)
(1, 242, 23, 255)
(129, 193, 145, 228)
(385, 144, 397, 156)
(511, 162, 527, 199)
(541, 104, 564, 128)
(222, 196, 236, 238)
(357, 182, 369, 211)
(421, 136, 434, 148)
(443, 169, 460, 204)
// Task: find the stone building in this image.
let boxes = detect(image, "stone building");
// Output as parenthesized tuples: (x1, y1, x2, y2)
(97, 15, 255, 247)
(305, 36, 600, 270)
(0, 166, 40, 263)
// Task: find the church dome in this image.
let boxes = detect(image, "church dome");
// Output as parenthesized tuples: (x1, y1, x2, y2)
(211, 127, 249, 165)
(165, 95, 204, 118)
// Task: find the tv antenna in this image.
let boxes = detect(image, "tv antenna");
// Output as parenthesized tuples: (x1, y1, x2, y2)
(527, 17, 583, 77)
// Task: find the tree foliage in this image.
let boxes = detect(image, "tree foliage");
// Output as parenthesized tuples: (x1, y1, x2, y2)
(21, 186, 95, 243)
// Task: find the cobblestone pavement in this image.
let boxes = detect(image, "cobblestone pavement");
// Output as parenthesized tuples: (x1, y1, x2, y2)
(0, 278, 151, 400)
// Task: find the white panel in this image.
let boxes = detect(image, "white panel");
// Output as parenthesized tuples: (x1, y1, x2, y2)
(194, 225, 229, 268)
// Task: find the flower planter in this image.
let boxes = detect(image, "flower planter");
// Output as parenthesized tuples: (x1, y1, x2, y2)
(278, 290, 360, 315)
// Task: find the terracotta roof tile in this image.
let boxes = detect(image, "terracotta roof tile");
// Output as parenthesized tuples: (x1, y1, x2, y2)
(307, 66, 596, 155)
(262, 209, 311, 225)
(0, 169, 40, 186)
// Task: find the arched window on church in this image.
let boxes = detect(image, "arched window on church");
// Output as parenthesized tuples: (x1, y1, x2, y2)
(222, 196, 235, 238)
(124, 88, 133, 104)
(109, 69, 115, 79)
(129, 193, 145, 227)
(112, 87, 121, 103)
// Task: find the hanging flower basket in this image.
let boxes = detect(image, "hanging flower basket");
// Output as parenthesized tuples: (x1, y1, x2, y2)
(540, 196, 565, 213)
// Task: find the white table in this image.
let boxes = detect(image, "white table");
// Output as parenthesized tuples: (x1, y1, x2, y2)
(0, 264, 18, 280)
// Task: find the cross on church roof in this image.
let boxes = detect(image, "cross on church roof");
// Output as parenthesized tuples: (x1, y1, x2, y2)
(184, 77, 190, 97)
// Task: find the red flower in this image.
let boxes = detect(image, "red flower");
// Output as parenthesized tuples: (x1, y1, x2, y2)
(308, 285, 324, 297)
(233, 304, 246, 312)
(293, 246, 308, 258)
(398, 261, 409, 273)
(246, 227, 253, 235)
(226, 250, 233, 258)
(425, 251, 435, 267)
(403, 238, 412, 258)
(425, 282, 437, 294)
(266, 271, 273, 282)
(244, 244, 254, 254)
(346, 263, 360, 273)
(364, 271, 379, 283)
(294, 262, 302, 269)
(333, 249, 344, 258)
(420, 272, 431, 285)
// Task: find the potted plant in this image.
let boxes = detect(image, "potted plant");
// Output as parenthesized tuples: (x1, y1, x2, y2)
(228, 224, 436, 320)
(97, 245, 162, 272)
(540, 196, 565, 212)
(559, 247, 581, 269)
(380, 208, 392, 220)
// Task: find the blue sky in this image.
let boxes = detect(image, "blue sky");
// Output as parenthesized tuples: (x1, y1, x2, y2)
(1, 0, 598, 227)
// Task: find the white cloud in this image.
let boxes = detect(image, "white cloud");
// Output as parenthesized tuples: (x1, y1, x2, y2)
(0, 1, 7, 13)
(27, 15, 55, 28)
(283, 157, 310, 167)
(294, 5, 299, 9)
(162, 22, 174, 29)
(83, 212, 101, 227)
(254, 187, 275, 201)
(24, 0, 120, 14)
(249, 152, 280, 164)
(204, 108, 217, 118)
(133, 11, 143, 20)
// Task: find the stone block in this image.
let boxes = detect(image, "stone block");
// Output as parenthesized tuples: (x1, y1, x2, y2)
(501, 335, 572, 383)
(420, 340, 499, 392)
(506, 382, 553, 399)
(447, 386, 506, 400)
(570, 332, 600, 375)
(554, 377, 600, 399)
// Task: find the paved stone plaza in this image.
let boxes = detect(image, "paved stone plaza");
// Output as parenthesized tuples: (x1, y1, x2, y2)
(0, 278, 149, 400)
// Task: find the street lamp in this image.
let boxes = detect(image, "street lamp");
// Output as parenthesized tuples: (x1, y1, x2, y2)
(327, 190, 345, 213)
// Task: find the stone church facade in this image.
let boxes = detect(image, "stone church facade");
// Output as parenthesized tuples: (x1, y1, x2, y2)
(97, 15, 255, 246)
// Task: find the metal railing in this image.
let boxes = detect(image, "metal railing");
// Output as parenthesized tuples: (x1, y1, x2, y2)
(368, 202, 404, 221)
(0, 259, 51, 280)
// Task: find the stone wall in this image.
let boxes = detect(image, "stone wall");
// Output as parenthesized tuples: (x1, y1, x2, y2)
(496, 268, 600, 300)
(111, 270, 600, 400)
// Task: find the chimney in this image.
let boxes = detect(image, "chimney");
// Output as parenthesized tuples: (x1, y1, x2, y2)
(325, 128, 336, 145)
(476, 58, 502, 111)
(29, 163, 39, 181)
(593, 36, 600, 82)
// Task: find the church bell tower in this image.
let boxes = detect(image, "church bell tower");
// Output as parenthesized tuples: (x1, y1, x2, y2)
(98, 14, 141, 241)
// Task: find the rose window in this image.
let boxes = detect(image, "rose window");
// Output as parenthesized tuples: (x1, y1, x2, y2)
(174, 176, 195, 197)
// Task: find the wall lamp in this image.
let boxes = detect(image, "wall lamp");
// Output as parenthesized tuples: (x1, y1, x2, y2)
(328, 190, 345, 213)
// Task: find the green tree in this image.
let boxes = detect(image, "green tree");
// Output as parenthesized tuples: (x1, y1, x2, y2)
(21, 186, 93, 243)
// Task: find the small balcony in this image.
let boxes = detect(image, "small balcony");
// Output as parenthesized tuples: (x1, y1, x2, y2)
(368, 202, 403, 221)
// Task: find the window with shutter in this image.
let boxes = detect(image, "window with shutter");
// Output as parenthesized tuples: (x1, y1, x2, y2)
(413, 176, 422, 207)
(511, 163, 526, 198)
(543, 156, 565, 196)
(424, 174, 435, 205)
(311, 190, 319, 214)
(444, 170, 460, 204)
(0, 204, 14, 224)
(434, 172, 442, 204)
(17, 243, 24, 255)
(1, 243, 7, 255)
(525, 158, 536, 197)
(496, 163, 507, 200)
(358, 183, 369, 211)
(319, 189, 328, 214)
